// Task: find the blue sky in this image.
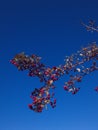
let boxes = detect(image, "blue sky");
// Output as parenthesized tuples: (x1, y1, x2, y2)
(0, 0, 98, 130)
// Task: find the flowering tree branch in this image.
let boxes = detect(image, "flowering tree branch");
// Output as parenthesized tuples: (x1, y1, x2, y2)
(10, 20, 98, 113)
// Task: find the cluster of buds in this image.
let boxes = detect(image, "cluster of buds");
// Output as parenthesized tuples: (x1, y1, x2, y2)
(63, 43, 98, 94)
(81, 20, 98, 32)
(28, 87, 56, 112)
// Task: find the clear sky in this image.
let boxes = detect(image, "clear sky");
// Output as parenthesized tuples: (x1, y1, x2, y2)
(0, 0, 98, 130)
